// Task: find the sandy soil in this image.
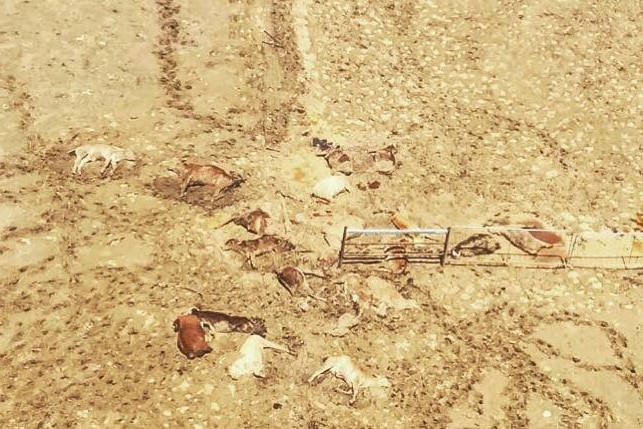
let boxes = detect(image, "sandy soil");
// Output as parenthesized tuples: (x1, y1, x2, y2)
(1, 0, 642, 428)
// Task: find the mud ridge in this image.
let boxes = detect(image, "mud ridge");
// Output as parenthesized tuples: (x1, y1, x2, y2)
(258, 0, 304, 145)
(0, 74, 44, 155)
(153, 0, 222, 130)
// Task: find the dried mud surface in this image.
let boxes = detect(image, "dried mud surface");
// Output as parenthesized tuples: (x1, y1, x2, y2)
(1, 1, 642, 428)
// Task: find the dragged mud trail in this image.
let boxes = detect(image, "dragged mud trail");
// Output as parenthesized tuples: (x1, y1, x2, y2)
(1, 0, 642, 428)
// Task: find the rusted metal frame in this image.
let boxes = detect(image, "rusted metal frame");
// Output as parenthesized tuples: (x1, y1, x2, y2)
(440, 227, 451, 266)
(338, 226, 348, 268)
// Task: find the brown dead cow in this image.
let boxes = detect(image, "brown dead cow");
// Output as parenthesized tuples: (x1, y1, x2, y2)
(169, 163, 243, 198)
(173, 314, 212, 359)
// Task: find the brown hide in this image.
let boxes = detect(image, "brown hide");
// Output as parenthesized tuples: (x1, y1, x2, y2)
(173, 314, 212, 359)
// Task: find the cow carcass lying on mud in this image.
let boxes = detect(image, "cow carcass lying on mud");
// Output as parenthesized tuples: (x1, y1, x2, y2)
(168, 163, 243, 197)
(68, 143, 137, 176)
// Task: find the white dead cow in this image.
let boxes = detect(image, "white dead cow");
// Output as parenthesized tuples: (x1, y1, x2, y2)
(308, 355, 391, 404)
(68, 144, 137, 176)
(228, 335, 292, 379)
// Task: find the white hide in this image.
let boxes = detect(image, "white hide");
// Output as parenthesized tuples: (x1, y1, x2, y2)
(308, 355, 390, 404)
(312, 176, 350, 202)
(228, 335, 290, 379)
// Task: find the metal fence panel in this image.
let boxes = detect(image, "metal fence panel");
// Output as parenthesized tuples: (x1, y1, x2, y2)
(568, 232, 643, 269)
(445, 227, 570, 269)
(338, 226, 643, 270)
(338, 227, 447, 267)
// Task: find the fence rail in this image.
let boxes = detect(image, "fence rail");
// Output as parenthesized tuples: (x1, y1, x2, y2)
(338, 226, 643, 270)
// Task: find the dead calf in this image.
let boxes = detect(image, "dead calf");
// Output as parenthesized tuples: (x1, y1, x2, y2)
(169, 163, 243, 197)
(68, 143, 137, 176)
(173, 314, 212, 359)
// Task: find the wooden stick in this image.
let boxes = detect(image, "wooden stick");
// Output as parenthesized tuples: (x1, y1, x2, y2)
(263, 30, 283, 46)
(280, 195, 291, 234)
(181, 287, 204, 300)
(262, 41, 283, 48)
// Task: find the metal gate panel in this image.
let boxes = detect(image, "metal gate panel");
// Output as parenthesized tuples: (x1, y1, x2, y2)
(338, 226, 643, 270)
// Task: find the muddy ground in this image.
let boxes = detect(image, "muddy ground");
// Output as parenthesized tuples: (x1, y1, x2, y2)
(1, 0, 642, 428)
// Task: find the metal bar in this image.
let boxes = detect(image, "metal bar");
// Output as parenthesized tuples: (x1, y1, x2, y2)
(345, 228, 448, 235)
(347, 226, 643, 237)
(341, 258, 441, 264)
(441, 227, 451, 266)
(338, 226, 643, 270)
(338, 226, 348, 268)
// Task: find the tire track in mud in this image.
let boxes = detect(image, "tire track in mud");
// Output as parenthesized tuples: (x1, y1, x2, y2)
(153, 0, 222, 130)
(153, 0, 303, 144)
(0, 75, 90, 423)
(0, 75, 121, 292)
(0, 74, 72, 284)
(0, 76, 169, 426)
(395, 294, 638, 427)
(0, 74, 44, 155)
(0, 74, 178, 426)
(259, 1, 304, 145)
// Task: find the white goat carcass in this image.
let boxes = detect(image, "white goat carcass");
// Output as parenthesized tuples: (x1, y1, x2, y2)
(68, 144, 137, 176)
(308, 355, 391, 404)
(228, 335, 291, 379)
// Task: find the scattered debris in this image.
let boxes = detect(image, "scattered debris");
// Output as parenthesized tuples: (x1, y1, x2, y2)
(308, 355, 391, 404)
(369, 145, 398, 175)
(322, 147, 353, 175)
(632, 212, 643, 231)
(262, 30, 283, 49)
(168, 163, 243, 197)
(312, 137, 333, 152)
(228, 335, 292, 379)
(173, 314, 213, 360)
(356, 180, 380, 190)
(340, 274, 421, 316)
(312, 176, 351, 202)
(68, 143, 137, 176)
(450, 233, 502, 258)
(280, 195, 292, 234)
(191, 308, 267, 337)
(219, 208, 270, 235)
(325, 313, 360, 337)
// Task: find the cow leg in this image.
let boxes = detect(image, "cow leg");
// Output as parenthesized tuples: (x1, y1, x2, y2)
(247, 254, 257, 270)
(307, 362, 334, 384)
(100, 159, 112, 176)
(180, 176, 192, 197)
(348, 383, 359, 405)
(72, 156, 82, 174)
(108, 160, 119, 176)
(76, 155, 91, 175)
